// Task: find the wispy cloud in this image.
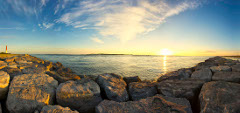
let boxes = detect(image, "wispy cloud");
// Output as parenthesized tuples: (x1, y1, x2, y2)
(42, 22, 54, 29)
(0, 27, 25, 30)
(91, 37, 104, 44)
(57, 0, 201, 42)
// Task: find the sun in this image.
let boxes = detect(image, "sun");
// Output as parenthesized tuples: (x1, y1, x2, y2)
(158, 48, 173, 56)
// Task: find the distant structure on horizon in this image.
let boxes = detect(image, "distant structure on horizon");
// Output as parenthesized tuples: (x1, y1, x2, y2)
(6, 45, 7, 53)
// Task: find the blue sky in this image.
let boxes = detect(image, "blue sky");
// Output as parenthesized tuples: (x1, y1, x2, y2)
(0, 0, 239, 55)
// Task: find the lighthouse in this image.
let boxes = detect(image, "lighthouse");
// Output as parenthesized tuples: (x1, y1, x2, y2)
(6, 45, 7, 53)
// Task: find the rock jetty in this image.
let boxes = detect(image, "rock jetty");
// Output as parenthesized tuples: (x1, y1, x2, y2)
(0, 54, 239, 113)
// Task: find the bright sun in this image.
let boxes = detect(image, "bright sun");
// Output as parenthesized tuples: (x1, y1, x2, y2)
(158, 48, 173, 56)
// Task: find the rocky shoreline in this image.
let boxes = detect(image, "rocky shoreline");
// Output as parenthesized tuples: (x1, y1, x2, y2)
(0, 54, 240, 113)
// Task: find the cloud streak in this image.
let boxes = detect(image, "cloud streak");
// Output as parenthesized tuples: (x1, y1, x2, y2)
(91, 37, 104, 44)
(58, 0, 201, 42)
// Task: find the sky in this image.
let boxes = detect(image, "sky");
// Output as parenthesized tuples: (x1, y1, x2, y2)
(0, 0, 239, 56)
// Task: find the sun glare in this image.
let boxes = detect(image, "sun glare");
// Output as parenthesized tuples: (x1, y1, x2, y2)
(158, 48, 173, 56)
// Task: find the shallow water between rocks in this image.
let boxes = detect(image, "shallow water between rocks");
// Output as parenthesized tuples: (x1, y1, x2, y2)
(32, 54, 218, 80)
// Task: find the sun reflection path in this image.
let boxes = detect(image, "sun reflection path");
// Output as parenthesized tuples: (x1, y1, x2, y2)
(163, 56, 167, 74)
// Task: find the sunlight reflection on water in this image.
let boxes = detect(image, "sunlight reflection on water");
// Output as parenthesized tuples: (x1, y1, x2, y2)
(32, 55, 211, 80)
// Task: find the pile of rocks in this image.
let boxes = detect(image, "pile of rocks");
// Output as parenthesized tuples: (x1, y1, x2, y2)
(0, 55, 239, 113)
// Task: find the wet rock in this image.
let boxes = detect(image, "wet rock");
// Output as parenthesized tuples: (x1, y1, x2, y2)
(96, 73, 129, 102)
(157, 79, 205, 112)
(96, 94, 192, 113)
(191, 68, 212, 81)
(199, 81, 240, 113)
(0, 71, 10, 100)
(56, 79, 102, 113)
(210, 66, 231, 72)
(41, 105, 79, 113)
(232, 64, 240, 72)
(128, 82, 157, 101)
(6, 73, 58, 113)
(212, 71, 240, 83)
(123, 76, 141, 85)
(157, 68, 192, 82)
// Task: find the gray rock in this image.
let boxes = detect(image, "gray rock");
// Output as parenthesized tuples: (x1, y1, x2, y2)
(232, 64, 240, 72)
(56, 79, 102, 113)
(0, 71, 10, 100)
(157, 68, 192, 82)
(41, 105, 79, 113)
(128, 82, 157, 100)
(199, 81, 240, 113)
(22, 65, 46, 74)
(6, 74, 58, 113)
(191, 68, 212, 81)
(210, 66, 231, 72)
(123, 76, 141, 84)
(2, 67, 22, 80)
(46, 71, 80, 84)
(96, 94, 192, 113)
(96, 73, 129, 102)
(212, 71, 240, 83)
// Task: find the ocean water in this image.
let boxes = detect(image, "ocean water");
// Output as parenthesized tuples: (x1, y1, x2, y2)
(32, 55, 211, 80)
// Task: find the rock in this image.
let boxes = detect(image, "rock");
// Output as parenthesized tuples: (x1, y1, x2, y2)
(0, 103, 2, 113)
(52, 62, 63, 70)
(56, 79, 102, 113)
(0, 62, 7, 69)
(5, 57, 15, 63)
(157, 79, 205, 112)
(2, 67, 22, 80)
(199, 81, 240, 113)
(44, 61, 53, 71)
(96, 73, 129, 102)
(46, 71, 80, 84)
(96, 94, 192, 113)
(0, 71, 10, 100)
(212, 71, 240, 83)
(191, 68, 212, 81)
(6, 73, 58, 113)
(16, 60, 32, 64)
(128, 82, 157, 101)
(210, 66, 231, 72)
(22, 66, 46, 74)
(41, 105, 79, 113)
(7, 64, 18, 69)
(157, 68, 192, 82)
(232, 64, 240, 72)
(123, 76, 141, 84)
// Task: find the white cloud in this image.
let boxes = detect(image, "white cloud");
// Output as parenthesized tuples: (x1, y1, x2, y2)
(42, 22, 54, 29)
(57, 0, 201, 42)
(91, 37, 104, 44)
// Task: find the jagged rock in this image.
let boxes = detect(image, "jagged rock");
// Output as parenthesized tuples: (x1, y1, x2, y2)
(6, 74, 58, 113)
(0, 71, 10, 100)
(5, 57, 15, 63)
(199, 81, 240, 113)
(52, 62, 64, 70)
(0, 62, 7, 69)
(157, 79, 205, 112)
(46, 71, 80, 84)
(123, 76, 141, 84)
(44, 61, 53, 71)
(212, 71, 240, 83)
(232, 64, 240, 72)
(157, 68, 192, 82)
(128, 82, 157, 101)
(22, 65, 46, 74)
(41, 105, 79, 113)
(2, 67, 22, 80)
(96, 94, 192, 113)
(191, 68, 212, 81)
(96, 73, 129, 102)
(210, 66, 231, 72)
(56, 79, 102, 113)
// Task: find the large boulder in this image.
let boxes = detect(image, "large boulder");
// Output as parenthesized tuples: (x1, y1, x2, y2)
(41, 105, 79, 113)
(232, 64, 240, 72)
(123, 76, 141, 85)
(191, 68, 212, 81)
(212, 71, 240, 83)
(199, 81, 240, 113)
(0, 71, 10, 100)
(2, 67, 22, 80)
(22, 65, 46, 74)
(157, 68, 192, 82)
(46, 71, 79, 84)
(96, 73, 129, 102)
(6, 74, 58, 113)
(96, 94, 192, 113)
(0, 61, 7, 69)
(157, 79, 205, 112)
(128, 82, 157, 101)
(56, 79, 102, 113)
(210, 66, 231, 72)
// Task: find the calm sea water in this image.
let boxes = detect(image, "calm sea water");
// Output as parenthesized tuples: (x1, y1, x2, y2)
(32, 55, 211, 80)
